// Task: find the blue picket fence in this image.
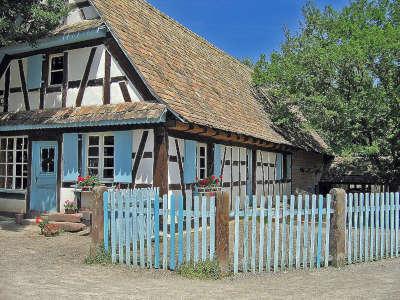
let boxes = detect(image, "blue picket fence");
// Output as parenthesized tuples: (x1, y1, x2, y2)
(103, 188, 216, 270)
(232, 194, 332, 274)
(346, 192, 400, 264)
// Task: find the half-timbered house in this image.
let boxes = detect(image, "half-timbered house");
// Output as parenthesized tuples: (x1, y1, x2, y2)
(0, 0, 330, 215)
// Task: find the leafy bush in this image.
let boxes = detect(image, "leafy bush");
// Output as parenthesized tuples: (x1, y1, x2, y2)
(177, 259, 222, 280)
(84, 246, 112, 265)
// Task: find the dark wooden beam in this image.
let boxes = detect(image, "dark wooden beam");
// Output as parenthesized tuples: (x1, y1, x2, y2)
(75, 47, 97, 107)
(18, 60, 30, 111)
(61, 52, 68, 108)
(220, 146, 227, 178)
(251, 149, 257, 196)
(3, 67, 10, 112)
(103, 50, 111, 105)
(39, 54, 48, 110)
(207, 142, 214, 176)
(153, 126, 169, 196)
(131, 130, 149, 187)
(104, 39, 156, 102)
(119, 81, 131, 102)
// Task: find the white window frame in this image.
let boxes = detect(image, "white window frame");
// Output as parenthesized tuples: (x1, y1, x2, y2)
(196, 143, 207, 180)
(0, 136, 28, 193)
(49, 53, 64, 86)
(86, 133, 114, 182)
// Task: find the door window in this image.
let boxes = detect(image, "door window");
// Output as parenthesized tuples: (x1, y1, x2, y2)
(41, 147, 55, 174)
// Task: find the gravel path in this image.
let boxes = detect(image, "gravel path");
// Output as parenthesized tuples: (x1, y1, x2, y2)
(1, 218, 400, 299)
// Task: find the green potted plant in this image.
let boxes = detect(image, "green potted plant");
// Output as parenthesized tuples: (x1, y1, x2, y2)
(64, 200, 77, 214)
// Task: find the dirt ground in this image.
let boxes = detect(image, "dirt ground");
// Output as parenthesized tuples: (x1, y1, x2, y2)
(1, 218, 400, 300)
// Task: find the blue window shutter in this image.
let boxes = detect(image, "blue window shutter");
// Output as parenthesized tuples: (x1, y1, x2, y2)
(62, 133, 79, 182)
(27, 55, 43, 90)
(81, 134, 88, 177)
(213, 144, 222, 176)
(114, 131, 133, 183)
(184, 140, 197, 184)
(276, 153, 283, 180)
(287, 154, 292, 179)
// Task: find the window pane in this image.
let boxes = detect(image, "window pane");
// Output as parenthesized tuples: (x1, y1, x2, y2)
(16, 138, 23, 150)
(89, 136, 99, 145)
(7, 164, 12, 176)
(16, 164, 22, 176)
(200, 169, 205, 179)
(88, 158, 99, 168)
(88, 168, 98, 176)
(7, 138, 13, 150)
(16, 151, 22, 163)
(0, 151, 5, 163)
(200, 158, 205, 168)
(6, 177, 12, 189)
(104, 158, 114, 168)
(0, 139, 6, 150)
(50, 71, 63, 85)
(103, 168, 113, 179)
(88, 147, 99, 156)
(7, 151, 13, 163)
(22, 178, 27, 189)
(15, 177, 22, 189)
(0, 177, 5, 188)
(23, 138, 28, 149)
(0, 164, 5, 176)
(104, 136, 114, 145)
(42, 148, 48, 160)
(23, 151, 27, 163)
(104, 147, 114, 157)
(51, 56, 64, 70)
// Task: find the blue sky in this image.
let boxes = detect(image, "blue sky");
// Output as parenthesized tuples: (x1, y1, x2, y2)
(147, 0, 348, 62)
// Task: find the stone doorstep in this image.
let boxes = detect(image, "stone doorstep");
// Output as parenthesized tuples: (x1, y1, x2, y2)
(51, 221, 86, 233)
(47, 213, 83, 223)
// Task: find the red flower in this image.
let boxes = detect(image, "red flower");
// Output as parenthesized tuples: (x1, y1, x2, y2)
(195, 177, 199, 181)
(215, 178, 219, 184)
(35, 216, 42, 224)
(211, 175, 216, 180)
(77, 176, 84, 183)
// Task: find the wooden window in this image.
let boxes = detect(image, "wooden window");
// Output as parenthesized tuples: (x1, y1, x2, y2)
(40, 146, 55, 173)
(49, 54, 64, 86)
(197, 143, 207, 180)
(87, 134, 114, 181)
(0, 137, 28, 190)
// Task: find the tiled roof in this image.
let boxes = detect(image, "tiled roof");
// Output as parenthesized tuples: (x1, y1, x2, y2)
(51, 19, 104, 36)
(0, 103, 166, 131)
(90, 0, 328, 152)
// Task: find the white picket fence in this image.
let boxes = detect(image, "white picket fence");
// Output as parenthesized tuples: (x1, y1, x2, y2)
(231, 194, 332, 274)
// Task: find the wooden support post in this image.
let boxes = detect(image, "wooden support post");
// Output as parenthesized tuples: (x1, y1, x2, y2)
(153, 126, 169, 197)
(90, 186, 108, 255)
(330, 188, 346, 267)
(216, 191, 230, 271)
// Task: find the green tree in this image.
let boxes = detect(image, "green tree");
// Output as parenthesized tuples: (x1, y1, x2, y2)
(0, 0, 69, 47)
(253, 0, 400, 185)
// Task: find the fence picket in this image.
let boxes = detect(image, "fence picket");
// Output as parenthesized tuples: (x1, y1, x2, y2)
(132, 191, 138, 266)
(146, 190, 152, 268)
(359, 193, 364, 262)
(364, 194, 369, 263)
(170, 193, 176, 270)
(194, 195, 200, 263)
(303, 195, 309, 269)
(295, 195, 303, 269)
(353, 193, 359, 262)
(390, 193, 395, 258)
(178, 193, 184, 266)
(288, 195, 295, 270)
(104, 191, 109, 253)
(243, 196, 249, 272)
(118, 191, 124, 264)
(273, 195, 280, 272)
(139, 190, 145, 267)
(316, 195, 323, 268)
(259, 196, 265, 272)
(380, 193, 385, 259)
(234, 195, 240, 274)
(375, 193, 380, 260)
(395, 193, 399, 257)
(369, 194, 375, 262)
(162, 194, 168, 270)
(325, 194, 331, 267)
(251, 195, 257, 273)
(201, 196, 207, 262)
(210, 196, 216, 260)
(281, 195, 287, 271)
(385, 193, 390, 258)
(125, 192, 131, 266)
(266, 196, 273, 272)
(154, 190, 160, 268)
(347, 193, 353, 264)
(310, 195, 316, 270)
(186, 194, 192, 263)
(111, 191, 117, 263)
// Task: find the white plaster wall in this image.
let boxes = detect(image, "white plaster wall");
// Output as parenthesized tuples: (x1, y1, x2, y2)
(60, 188, 75, 213)
(133, 129, 154, 185)
(168, 137, 181, 185)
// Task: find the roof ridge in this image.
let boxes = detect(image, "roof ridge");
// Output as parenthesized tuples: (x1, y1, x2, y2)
(139, 0, 252, 73)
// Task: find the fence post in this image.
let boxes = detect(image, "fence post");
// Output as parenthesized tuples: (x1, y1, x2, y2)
(216, 191, 230, 272)
(330, 188, 346, 267)
(90, 185, 108, 255)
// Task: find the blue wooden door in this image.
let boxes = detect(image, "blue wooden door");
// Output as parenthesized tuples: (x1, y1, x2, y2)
(30, 141, 58, 212)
